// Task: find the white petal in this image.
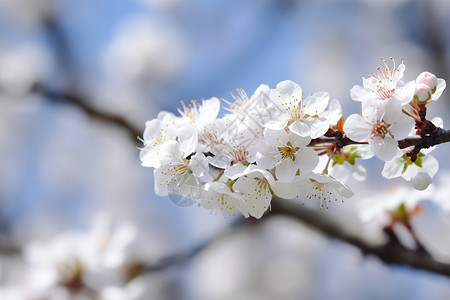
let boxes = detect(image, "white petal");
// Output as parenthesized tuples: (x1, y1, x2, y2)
(256, 150, 281, 169)
(350, 85, 369, 102)
(389, 114, 415, 140)
(423, 154, 439, 178)
(265, 117, 289, 130)
(304, 118, 330, 138)
(343, 114, 372, 142)
(295, 147, 319, 172)
(272, 179, 302, 199)
(275, 159, 298, 182)
(303, 92, 330, 116)
(393, 81, 415, 105)
(322, 98, 342, 125)
(224, 163, 248, 180)
(432, 79, 446, 101)
(276, 80, 303, 99)
(143, 119, 161, 142)
(288, 131, 311, 147)
(371, 136, 398, 161)
(140, 146, 160, 168)
(198, 97, 220, 124)
(288, 120, 310, 137)
(382, 155, 404, 179)
(382, 98, 402, 124)
(264, 128, 289, 147)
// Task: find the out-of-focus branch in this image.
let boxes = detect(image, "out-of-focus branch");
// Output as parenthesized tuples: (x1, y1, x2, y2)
(270, 198, 450, 277)
(0, 235, 21, 255)
(141, 217, 246, 274)
(31, 83, 141, 141)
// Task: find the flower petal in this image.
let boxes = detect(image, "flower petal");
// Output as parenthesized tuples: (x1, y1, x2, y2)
(303, 92, 330, 116)
(275, 159, 298, 182)
(343, 114, 372, 142)
(295, 147, 319, 172)
(371, 136, 397, 161)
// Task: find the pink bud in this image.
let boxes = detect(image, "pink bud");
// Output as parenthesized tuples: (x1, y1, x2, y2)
(414, 83, 432, 104)
(416, 71, 438, 93)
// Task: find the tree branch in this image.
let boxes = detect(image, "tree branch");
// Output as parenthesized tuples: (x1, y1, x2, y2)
(270, 197, 450, 277)
(142, 217, 246, 273)
(31, 83, 142, 141)
(308, 128, 450, 151)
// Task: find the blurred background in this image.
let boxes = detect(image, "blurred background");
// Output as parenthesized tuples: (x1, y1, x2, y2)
(1, 0, 450, 299)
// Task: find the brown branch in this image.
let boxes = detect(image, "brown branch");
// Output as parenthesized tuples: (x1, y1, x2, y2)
(31, 83, 142, 141)
(308, 129, 450, 151)
(270, 198, 450, 277)
(141, 217, 246, 274)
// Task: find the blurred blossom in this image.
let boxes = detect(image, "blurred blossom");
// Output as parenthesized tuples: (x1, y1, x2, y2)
(103, 16, 187, 89)
(18, 214, 141, 297)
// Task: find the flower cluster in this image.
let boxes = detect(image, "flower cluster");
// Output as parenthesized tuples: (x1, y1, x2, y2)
(344, 58, 445, 190)
(140, 59, 446, 218)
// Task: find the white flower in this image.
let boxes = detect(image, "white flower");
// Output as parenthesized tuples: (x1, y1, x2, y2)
(266, 80, 330, 138)
(206, 114, 264, 171)
(343, 99, 414, 161)
(256, 128, 319, 182)
(230, 165, 276, 219)
(139, 113, 197, 168)
(154, 141, 208, 196)
(350, 59, 415, 106)
(225, 84, 273, 132)
(273, 173, 353, 209)
(178, 97, 221, 131)
(382, 150, 438, 190)
(199, 182, 249, 218)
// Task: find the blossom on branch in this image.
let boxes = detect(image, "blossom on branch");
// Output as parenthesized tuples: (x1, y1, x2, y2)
(140, 60, 448, 217)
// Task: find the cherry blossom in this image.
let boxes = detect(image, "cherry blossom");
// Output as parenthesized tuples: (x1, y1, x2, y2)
(266, 80, 331, 138)
(343, 99, 414, 161)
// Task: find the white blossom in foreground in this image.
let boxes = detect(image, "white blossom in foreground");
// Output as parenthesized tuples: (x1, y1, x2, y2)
(199, 182, 249, 217)
(256, 128, 318, 182)
(350, 58, 415, 110)
(344, 99, 414, 161)
(231, 165, 276, 218)
(140, 63, 447, 217)
(154, 141, 208, 196)
(273, 173, 353, 209)
(266, 80, 331, 138)
(140, 113, 197, 168)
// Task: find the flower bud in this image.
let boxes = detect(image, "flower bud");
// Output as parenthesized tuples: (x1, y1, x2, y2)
(412, 172, 431, 191)
(414, 83, 432, 104)
(416, 71, 437, 93)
